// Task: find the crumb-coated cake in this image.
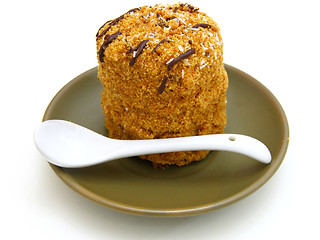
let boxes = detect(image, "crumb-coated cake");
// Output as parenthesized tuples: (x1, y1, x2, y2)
(96, 3, 228, 167)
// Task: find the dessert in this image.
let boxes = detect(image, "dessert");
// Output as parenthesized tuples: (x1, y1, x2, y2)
(96, 3, 228, 167)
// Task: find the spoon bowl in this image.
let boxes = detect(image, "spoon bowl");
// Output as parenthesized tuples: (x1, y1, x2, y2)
(34, 120, 272, 168)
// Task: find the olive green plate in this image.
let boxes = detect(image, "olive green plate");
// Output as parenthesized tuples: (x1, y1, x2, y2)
(43, 64, 289, 217)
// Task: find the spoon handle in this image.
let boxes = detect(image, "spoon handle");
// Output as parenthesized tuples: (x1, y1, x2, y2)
(113, 134, 272, 164)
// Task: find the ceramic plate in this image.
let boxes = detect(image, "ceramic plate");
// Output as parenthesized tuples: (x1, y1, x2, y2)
(42, 64, 289, 217)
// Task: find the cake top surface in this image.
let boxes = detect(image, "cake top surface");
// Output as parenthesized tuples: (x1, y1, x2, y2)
(96, 3, 223, 70)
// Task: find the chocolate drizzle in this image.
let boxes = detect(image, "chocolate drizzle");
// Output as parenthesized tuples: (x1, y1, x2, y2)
(167, 48, 195, 70)
(96, 16, 123, 39)
(98, 31, 122, 62)
(179, 3, 199, 13)
(127, 7, 141, 14)
(166, 16, 180, 24)
(192, 23, 211, 29)
(128, 40, 149, 66)
(158, 76, 168, 94)
(96, 7, 140, 39)
(193, 23, 218, 32)
(96, 20, 112, 37)
(151, 39, 167, 53)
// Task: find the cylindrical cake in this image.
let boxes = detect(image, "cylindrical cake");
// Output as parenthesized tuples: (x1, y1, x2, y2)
(96, 3, 228, 167)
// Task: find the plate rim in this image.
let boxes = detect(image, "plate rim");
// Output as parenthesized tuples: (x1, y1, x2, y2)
(43, 64, 289, 217)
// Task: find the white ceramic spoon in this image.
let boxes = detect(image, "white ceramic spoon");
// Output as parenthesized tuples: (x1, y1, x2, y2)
(34, 120, 272, 168)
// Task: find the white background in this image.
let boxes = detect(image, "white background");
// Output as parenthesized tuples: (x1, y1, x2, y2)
(1, 0, 319, 239)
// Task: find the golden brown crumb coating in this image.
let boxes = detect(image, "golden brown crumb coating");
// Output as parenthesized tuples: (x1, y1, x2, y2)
(96, 3, 228, 166)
